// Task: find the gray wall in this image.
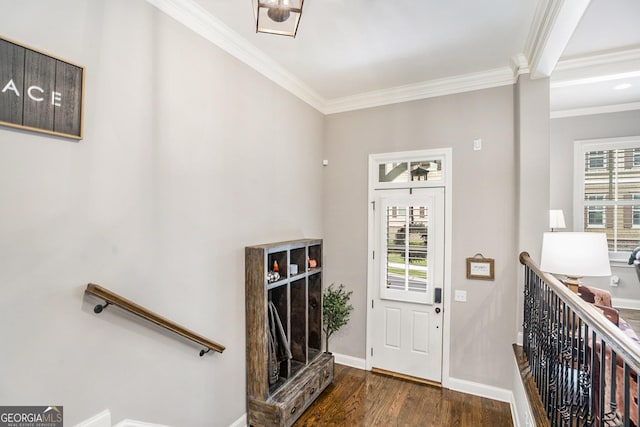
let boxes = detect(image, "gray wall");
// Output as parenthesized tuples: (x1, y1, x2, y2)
(515, 75, 550, 337)
(322, 86, 519, 390)
(550, 110, 640, 300)
(0, 1, 323, 426)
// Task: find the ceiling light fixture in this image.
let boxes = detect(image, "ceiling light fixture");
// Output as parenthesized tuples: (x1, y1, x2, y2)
(253, 0, 304, 38)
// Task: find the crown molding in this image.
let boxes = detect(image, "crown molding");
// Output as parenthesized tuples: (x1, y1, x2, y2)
(523, 0, 550, 62)
(145, 0, 325, 112)
(525, 0, 591, 79)
(555, 47, 640, 73)
(511, 53, 531, 76)
(147, 0, 528, 115)
(550, 70, 640, 89)
(550, 101, 640, 119)
(323, 67, 516, 115)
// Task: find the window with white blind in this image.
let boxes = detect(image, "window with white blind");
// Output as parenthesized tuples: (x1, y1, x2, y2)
(634, 194, 640, 228)
(574, 137, 640, 256)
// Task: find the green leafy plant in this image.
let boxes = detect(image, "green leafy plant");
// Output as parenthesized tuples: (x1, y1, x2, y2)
(322, 283, 354, 353)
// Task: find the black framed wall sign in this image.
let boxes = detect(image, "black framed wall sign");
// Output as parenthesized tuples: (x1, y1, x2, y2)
(0, 36, 85, 140)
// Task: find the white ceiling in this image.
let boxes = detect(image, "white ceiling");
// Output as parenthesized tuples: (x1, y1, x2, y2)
(199, 0, 538, 99)
(550, 0, 640, 116)
(157, 0, 640, 116)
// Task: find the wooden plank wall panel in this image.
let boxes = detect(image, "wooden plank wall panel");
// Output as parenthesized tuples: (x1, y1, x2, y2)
(246, 247, 270, 401)
(0, 36, 83, 139)
(290, 279, 307, 363)
(22, 50, 56, 132)
(54, 61, 83, 137)
(0, 39, 25, 125)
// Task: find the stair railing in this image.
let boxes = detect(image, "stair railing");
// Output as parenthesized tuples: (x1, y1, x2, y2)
(519, 252, 640, 427)
(85, 283, 225, 356)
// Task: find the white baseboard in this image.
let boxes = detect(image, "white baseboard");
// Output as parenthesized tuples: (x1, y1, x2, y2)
(510, 393, 521, 427)
(75, 411, 173, 427)
(333, 352, 366, 370)
(612, 297, 640, 310)
(228, 414, 247, 427)
(74, 410, 111, 427)
(447, 377, 512, 403)
(511, 347, 535, 427)
(333, 352, 512, 404)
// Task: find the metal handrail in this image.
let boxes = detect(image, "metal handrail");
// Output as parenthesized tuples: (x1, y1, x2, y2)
(85, 283, 225, 356)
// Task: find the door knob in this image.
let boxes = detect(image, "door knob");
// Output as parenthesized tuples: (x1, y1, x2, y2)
(435, 307, 441, 314)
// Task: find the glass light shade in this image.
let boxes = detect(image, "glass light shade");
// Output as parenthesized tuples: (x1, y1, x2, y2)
(253, 0, 304, 37)
(540, 232, 611, 288)
(549, 210, 566, 230)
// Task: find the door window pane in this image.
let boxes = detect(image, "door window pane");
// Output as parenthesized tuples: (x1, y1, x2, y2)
(378, 158, 443, 184)
(386, 205, 428, 294)
(379, 162, 408, 183)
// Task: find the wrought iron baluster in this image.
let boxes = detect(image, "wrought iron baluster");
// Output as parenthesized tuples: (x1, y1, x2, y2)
(600, 339, 607, 425)
(518, 253, 640, 427)
(623, 363, 630, 427)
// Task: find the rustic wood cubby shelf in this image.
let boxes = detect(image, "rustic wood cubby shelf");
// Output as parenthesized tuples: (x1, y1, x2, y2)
(85, 283, 225, 356)
(245, 239, 333, 426)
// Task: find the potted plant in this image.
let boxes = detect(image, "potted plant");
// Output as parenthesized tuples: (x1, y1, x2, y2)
(322, 283, 354, 353)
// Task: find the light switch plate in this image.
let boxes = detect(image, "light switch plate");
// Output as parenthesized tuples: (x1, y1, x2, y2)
(454, 290, 467, 302)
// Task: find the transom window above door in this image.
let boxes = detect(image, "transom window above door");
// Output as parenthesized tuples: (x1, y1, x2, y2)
(372, 151, 448, 189)
(378, 160, 442, 184)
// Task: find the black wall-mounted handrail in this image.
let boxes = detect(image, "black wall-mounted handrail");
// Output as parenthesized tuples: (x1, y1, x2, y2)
(85, 283, 225, 356)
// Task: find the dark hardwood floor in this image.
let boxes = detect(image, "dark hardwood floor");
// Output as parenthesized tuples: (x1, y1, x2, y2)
(294, 364, 513, 427)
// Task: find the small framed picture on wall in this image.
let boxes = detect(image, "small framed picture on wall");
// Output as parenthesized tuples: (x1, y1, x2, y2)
(466, 254, 495, 281)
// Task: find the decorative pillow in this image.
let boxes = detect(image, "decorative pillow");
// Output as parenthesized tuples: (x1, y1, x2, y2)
(578, 285, 612, 307)
(577, 285, 596, 303)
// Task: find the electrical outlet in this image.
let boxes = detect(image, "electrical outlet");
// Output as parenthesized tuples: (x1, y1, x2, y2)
(454, 290, 467, 302)
(611, 275, 620, 287)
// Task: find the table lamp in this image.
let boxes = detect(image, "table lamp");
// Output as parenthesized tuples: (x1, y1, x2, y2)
(540, 232, 611, 293)
(549, 210, 566, 232)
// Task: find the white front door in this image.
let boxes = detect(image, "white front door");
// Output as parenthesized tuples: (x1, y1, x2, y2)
(370, 187, 445, 382)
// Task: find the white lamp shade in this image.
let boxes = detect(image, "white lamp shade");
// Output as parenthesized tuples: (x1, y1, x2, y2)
(540, 232, 611, 277)
(549, 210, 566, 229)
